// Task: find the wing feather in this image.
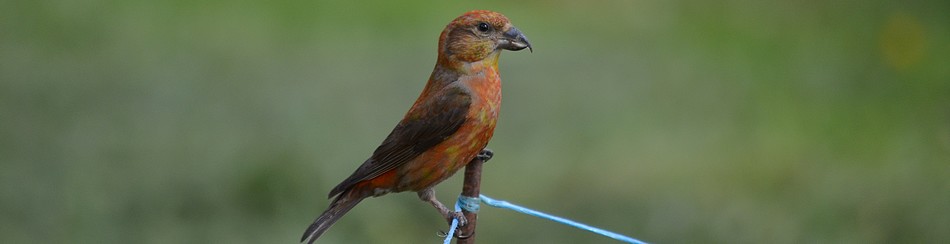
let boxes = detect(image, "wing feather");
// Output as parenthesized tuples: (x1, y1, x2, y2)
(328, 86, 472, 198)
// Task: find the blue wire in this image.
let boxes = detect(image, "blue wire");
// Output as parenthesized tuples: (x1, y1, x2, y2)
(442, 201, 462, 244)
(457, 196, 480, 213)
(479, 194, 647, 244)
(441, 194, 648, 244)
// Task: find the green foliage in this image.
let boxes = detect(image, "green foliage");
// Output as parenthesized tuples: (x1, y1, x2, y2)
(2, 0, 948, 243)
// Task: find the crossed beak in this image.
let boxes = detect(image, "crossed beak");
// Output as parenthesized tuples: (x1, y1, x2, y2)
(498, 26, 532, 52)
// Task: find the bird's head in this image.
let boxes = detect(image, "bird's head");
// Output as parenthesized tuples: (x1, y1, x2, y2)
(437, 10, 532, 67)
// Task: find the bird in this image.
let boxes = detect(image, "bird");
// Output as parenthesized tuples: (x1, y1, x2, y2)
(300, 10, 532, 243)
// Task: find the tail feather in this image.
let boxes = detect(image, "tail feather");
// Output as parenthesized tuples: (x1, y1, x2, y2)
(301, 193, 364, 244)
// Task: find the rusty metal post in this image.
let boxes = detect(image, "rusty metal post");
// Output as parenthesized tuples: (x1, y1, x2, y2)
(455, 149, 490, 244)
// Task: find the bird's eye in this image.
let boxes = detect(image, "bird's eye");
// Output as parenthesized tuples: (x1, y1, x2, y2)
(476, 22, 491, 32)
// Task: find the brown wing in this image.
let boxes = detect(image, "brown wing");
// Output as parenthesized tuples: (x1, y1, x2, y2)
(328, 86, 472, 198)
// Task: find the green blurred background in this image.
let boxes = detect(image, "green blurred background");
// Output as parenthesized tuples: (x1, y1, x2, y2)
(2, 0, 949, 243)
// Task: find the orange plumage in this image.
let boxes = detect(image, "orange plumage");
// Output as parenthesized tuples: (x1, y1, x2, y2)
(300, 10, 531, 243)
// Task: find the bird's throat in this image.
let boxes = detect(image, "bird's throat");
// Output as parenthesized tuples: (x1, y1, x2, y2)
(459, 51, 501, 75)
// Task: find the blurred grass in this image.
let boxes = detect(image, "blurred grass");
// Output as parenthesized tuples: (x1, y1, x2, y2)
(2, 0, 949, 243)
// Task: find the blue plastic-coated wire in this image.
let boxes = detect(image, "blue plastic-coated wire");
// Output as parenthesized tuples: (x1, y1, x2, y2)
(441, 194, 648, 244)
(479, 194, 647, 244)
(457, 196, 481, 213)
(442, 201, 462, 244)
(440, 196, 481, 244)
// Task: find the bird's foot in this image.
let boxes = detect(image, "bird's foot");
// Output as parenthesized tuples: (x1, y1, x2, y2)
(435, 210, 469, 239)
(446, 210, 468, 226)
(419, 189, 468, 226)
(476, 148, 493, 162)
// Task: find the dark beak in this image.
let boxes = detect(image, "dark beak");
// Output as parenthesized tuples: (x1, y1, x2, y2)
(498, 26, 532, 52)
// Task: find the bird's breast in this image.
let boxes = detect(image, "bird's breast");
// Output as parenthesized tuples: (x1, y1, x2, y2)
(394, 68, 502, 192)
(465, 67, 502, 123)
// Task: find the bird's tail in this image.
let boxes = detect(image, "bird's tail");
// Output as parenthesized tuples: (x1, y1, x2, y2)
(301, 192, 364, 244)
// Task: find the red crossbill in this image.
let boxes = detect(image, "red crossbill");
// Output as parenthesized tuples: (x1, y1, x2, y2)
(300, 10, 531, 243)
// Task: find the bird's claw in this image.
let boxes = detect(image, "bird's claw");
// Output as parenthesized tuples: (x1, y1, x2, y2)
(436, 228, 473, 239)
(448, 210, 467, 226)
(437, 213, 474, 239)
(476, 148, 493, 162)
(456, 230, 474, 239)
